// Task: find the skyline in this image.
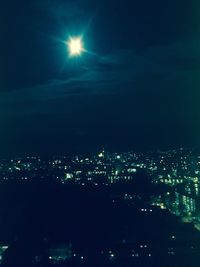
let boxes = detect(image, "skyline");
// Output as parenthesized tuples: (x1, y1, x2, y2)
(1, 0, 200, 156)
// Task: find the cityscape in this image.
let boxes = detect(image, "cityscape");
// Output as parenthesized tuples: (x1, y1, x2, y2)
(1, 148, 200, 266)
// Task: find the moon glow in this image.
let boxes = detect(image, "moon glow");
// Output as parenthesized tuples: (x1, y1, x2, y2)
(68, 37, 83, 56)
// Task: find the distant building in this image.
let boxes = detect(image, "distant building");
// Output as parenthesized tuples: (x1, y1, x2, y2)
(0, 245, 8, 264)
(49, 243, 72, 263)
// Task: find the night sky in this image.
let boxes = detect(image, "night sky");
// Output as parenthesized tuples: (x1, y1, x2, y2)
(1, 0, 200, 156)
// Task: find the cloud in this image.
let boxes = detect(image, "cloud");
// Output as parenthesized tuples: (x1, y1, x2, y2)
(35, 0, 84, 19)
(34, 0, 95, 33)
(1, 33, 200, 120)
(145, 35, 200, 70)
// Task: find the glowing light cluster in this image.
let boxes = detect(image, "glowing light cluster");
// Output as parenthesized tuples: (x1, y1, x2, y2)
(68, 37, 83, 56)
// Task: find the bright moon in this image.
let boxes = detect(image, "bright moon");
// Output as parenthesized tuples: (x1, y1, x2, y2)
(68, 37, 83, 56)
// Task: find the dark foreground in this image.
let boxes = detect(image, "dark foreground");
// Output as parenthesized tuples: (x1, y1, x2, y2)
(0, 179, 200, 267)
